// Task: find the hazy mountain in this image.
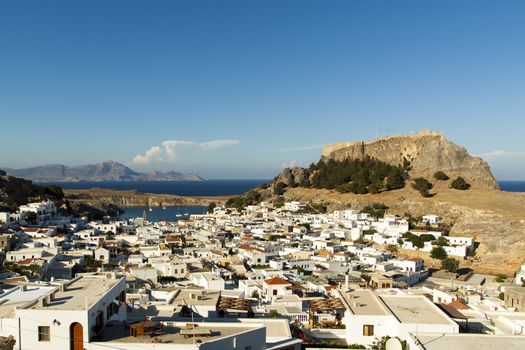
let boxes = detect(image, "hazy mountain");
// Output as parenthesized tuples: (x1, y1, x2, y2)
(3, 161, 203, 182)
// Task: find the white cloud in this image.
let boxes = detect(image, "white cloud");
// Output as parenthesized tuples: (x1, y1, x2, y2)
(132, 139, 239, 165)
(132, 146, 161, 165)
(478, 150, 525, 159)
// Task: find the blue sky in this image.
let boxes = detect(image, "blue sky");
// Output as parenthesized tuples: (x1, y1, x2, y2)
(0, 0, 524, 179)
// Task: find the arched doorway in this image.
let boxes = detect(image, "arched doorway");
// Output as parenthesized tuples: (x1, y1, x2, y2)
(70, 322, 83, 350)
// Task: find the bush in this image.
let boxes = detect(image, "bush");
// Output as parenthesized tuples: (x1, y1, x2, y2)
(274, 182, 288, 195)
(431, 246, 448, 260)
(435, 236, 449, 246)
(225, 190, 262, 211)
(495, 274, 507, 283)
(442, 258, 459, 272)
(434, 171, 450, 181)
(411, 177, 433, 197)
(499, 292, 505, 301)
(450, 177, 471, 190)
(360, 203, 389, 219)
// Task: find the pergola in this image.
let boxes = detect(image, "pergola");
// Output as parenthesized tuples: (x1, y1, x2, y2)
(217, 296, 253, 316)
(308, 298, 346, 327)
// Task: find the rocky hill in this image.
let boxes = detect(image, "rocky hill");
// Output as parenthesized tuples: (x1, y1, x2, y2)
(3, 161, 203, 182)
(0, 173, 66, 212)
(239, 130, 524, 275)
(323, 129, 498, 189)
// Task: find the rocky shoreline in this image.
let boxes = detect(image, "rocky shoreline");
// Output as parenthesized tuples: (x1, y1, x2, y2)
(64, 188, 231, 208)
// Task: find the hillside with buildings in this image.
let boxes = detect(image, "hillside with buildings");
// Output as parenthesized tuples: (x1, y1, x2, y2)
(1, 187, 525, 350)
(228, 130, 524, 275)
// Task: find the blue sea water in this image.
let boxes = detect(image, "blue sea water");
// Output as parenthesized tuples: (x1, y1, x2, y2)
(498, 181, 525, 192)
(41, 179, 269, 196)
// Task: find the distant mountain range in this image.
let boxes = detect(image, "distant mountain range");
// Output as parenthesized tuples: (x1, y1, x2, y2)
(2, 161, 203, 182)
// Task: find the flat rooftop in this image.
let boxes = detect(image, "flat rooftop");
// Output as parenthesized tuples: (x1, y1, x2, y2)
(171, 289, 220, 307)
(380, 295, 454, 325)
(341, 290, 389, 316)
(31, 275, 120, 310)
(0, 285, 55, 317)
(417, 334, 525, 350)
(101, 321, 260, 345)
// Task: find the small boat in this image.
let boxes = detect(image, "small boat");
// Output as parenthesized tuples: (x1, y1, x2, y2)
(148, 207, 153, 212)
(175, 207, 183, 218)
(162, 206, 166, 210)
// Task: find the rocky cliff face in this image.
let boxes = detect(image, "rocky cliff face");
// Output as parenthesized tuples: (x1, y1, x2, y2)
(322, 129, 499, 189)
(64, 188, 229, 208)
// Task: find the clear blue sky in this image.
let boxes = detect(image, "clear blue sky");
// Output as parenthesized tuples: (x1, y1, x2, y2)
(1, 0, 524, 179)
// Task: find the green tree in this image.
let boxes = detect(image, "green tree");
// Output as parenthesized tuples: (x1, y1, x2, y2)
(450, 177, 471, 190)
(386, 168, 406, 191)
(431, 246, 448, 260)
(207, 202, 217, 213)
(411, 177, 433, 197)
(274, 182, 287, 195)
(435, 236, 449, 246)
(442, 257, 459, 272)
(434, 171, 450, 181)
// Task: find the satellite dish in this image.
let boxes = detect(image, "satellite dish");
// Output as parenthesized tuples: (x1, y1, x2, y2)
(385, 338, 403, 350)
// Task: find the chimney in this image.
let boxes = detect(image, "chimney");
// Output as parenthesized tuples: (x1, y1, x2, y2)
(20, 285, 27, 292)
(60, 283, 67, 292)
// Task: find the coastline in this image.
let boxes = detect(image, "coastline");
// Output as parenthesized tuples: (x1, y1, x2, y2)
(64, 188, 232, 208)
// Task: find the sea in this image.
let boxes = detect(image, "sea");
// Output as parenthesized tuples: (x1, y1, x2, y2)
(498, 181, 525, 192)
(40, 179, 270, 222)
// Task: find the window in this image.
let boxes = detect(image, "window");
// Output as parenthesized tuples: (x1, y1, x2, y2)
(363, 325, 374, 336)
(273, 290, 277, 296)
(38, 326, 50, 341)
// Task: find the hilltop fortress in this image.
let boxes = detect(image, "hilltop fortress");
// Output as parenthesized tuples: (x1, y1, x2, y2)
(322, 129, 499, 190)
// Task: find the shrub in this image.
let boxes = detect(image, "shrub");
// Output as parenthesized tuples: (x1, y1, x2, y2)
(442, 257, 459, 272)
(495, 274, 507, 283)
(360, 203, 389, 219)
(434, 171, 450, 181)
(274, 182, 287, 195)
(431, 246, 448, 260)
(450, 177, 471, 190)
(411, 177, 433, 197)
(435, 236, 449, 246)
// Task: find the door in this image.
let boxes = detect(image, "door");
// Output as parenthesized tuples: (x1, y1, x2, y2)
(70, 323, 83, 350)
